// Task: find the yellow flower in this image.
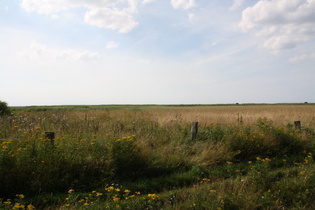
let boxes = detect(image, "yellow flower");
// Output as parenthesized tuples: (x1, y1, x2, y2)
(16, 194, 25, 199)
(68, 189, 74, 194)
(115, 188, 120, 192)
(135, 191, 141, 195)
(226, 161, 233, 165)
(209, 190, 217, 193)
(300, 171, 306, 175)
(148, 194, 158, 199)
(3, 199, 11, 205)
(96, 193, 103, 197)
(124, 189, 131, 193)
(27, 204, 36, 210)
(112, 197, 120, 202)
(84, 202, 89, 206)
(12, 203, 25, 209)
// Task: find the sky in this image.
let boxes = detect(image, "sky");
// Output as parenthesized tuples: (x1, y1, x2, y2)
(1, 0, 315, 106)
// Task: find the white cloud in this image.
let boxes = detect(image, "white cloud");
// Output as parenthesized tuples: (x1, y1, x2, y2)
(289, 52, 315, 62)
(18, 40, 100, 62)
(20, 0, 139, 33)
(239, 0, 315, 51)
(142, 0, 155, 4)
(229, 0, 244, 11)
(188, 13, 196, 22)
(171, 0, 196, 10)
(106, 41, 119, 49)
(84, 8, 138, 33)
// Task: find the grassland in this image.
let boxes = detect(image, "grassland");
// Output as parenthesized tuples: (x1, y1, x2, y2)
(1, 104, 315, 209)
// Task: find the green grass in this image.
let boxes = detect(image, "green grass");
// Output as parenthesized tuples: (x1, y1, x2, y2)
(1, 106, 315, 209)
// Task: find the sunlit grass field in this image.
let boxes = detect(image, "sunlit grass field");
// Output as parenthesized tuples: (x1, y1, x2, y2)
(1, 104, 315, 209)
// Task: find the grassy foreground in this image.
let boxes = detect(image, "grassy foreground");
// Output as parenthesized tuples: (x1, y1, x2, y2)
(1, 104, 315, 209)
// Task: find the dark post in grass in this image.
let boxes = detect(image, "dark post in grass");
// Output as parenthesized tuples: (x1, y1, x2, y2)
(191, 122, 198, 141)
(45, 131, 55, 148)
(294, 121, 301, 129)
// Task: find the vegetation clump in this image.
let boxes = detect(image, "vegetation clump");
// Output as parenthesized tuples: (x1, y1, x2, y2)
(0, 100, 11, 116)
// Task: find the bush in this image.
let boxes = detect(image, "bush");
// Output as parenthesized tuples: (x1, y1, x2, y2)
(0, 100, 11, 116)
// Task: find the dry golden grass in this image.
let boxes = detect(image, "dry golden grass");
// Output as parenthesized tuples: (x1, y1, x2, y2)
(135, 105, 315, 129)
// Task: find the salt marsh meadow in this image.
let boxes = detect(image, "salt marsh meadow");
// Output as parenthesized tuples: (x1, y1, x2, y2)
(1, 104, 315, 209)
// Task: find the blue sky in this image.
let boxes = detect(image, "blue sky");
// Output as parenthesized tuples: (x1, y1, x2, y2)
(1, 0, 315, 106)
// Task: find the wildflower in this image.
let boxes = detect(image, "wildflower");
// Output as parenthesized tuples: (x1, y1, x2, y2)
(112, 197, 120, 202)
(115, 188, 120, 192)
(84, 202, 89, 206)
(3, 199, 11, 205)
(27, 204, 35, 210)
(78, 199, 85, 203)
(226, 161, 233, 165)
(282, 159, 287, 162)
(124, 189, 131, 193)
(148, 194, 158, 199)
(12, 203, 25, 209)
(68, 189, 74, 194)
(135, 191, 141, 195)
(300, 171, 306, 175)
(96, 192, 103, 197)
(209, 190, 217, 193)
(16, 194, 25, 199)
(106, 186, 114, 192)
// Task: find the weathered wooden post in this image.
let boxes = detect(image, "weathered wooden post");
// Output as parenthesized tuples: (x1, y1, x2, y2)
(294, 121, 301, 129)
(191, 122, 198, 141)
(45, 131, 55, 148)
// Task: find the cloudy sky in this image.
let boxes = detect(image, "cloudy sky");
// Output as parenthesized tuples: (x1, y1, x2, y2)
(1, 0, 315, 106)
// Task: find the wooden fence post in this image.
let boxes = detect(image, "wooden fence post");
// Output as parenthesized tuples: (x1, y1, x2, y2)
(45, 131, 55, 148)
(294, 121, 301, 129)
(191, 122, 198, 141)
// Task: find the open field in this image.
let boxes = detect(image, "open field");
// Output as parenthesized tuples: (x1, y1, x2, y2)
(1, 104, 315, 209)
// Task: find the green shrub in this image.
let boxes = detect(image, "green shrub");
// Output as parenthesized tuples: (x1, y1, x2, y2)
(0, 100, 11, 116)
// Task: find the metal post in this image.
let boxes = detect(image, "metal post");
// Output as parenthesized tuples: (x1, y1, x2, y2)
(45, 131, 55, 148)
(294, 121, 301, 129)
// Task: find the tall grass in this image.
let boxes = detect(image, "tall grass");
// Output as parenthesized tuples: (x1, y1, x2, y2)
(1, 104, 315, 209)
